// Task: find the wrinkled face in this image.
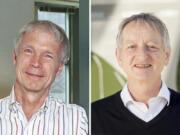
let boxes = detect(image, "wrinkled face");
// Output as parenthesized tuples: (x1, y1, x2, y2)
(14, 29, 64, 93)
(116, 21, 170, 81)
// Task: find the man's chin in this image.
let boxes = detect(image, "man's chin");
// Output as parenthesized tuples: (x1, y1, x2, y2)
(130, 73, 154, 81)
(23, 85, 46, 93)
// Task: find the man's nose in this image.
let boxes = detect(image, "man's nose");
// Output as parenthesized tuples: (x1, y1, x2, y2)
(135, 46, 149, 59)
(31, 55, 42, 68)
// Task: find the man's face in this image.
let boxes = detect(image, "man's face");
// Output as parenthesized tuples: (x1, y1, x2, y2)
(116, 21, 170, 81)
(14, 29, 63, 93)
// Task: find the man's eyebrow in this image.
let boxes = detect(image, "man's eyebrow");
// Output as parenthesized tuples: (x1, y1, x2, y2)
(21, 44, 33, 49)
(123, 40, 136, 44)
(147, 40, 159, 44)
(45, 51, 54, 55)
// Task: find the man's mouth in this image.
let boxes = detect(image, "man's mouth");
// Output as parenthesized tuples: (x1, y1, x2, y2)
(26, 72, 44, 78)
(134, 64, 152, 68)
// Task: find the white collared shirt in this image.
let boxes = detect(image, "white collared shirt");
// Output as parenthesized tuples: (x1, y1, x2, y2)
(0, 87, 88, 135)
(120, 81, 170, 122)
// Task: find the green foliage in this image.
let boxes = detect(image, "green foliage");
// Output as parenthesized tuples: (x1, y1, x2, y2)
(91, 53, 126, 102)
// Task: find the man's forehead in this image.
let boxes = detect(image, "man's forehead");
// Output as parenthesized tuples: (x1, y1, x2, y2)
(21, 28, 58, 44)
(121, 21, 162, 40)
(122, 20, 158, 32)
(19, 31, 60, 49)
(24, 27, 54, 36)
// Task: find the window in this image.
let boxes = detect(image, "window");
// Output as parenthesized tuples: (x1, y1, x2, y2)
(35, 1, 79, 103)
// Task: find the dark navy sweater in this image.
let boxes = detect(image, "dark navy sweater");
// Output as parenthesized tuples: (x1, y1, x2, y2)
(92, 89, 180, 135)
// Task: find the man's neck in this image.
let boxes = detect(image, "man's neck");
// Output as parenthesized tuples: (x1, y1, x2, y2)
(14, 84, 49, 121)
(127, 78, 162, 107)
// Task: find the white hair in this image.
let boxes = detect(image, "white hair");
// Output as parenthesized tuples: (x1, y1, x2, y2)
(116, 13, 170, 51)
(15, 20, 70, 64)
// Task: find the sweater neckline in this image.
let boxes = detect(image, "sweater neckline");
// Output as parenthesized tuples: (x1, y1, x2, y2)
(114, 90, 174, 128)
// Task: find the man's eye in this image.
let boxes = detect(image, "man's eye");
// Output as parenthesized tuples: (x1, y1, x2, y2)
(45, 55, 53, 59)
(149, 46, 156, 48)
(24, 49, 32, 53)
(128, 45, 135, 49)
(148, 45, 158, 50)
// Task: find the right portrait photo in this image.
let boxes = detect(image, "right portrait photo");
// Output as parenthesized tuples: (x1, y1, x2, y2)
(91, 0, 180, 135)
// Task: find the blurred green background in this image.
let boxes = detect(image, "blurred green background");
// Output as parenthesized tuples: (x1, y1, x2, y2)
(91, 53, 126, 102)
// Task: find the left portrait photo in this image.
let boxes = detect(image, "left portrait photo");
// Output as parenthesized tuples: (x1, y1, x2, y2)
(0, 0, 89, 134)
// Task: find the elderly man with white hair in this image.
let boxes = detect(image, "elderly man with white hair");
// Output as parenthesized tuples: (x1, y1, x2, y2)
(0, 20, 88, 135)
(92, 13, 180, 135)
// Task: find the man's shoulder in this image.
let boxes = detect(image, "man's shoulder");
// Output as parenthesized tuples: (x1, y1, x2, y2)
(0, 96, 10, 104)
(169, 88, 180, 95)
(91, 91, 122, 131)
(0, 95, 10, 100)
(48, 97, 86, 113)
(92, 91, 121, 110)
(0, 96, 10, 116)
(169, 88, 180, 104)
(48, 97, 88, 129)
(66, 103, 87, 113)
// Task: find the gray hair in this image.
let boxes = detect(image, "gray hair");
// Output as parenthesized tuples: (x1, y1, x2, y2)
(116, 13, 170, 51)
(15, 20, 70, 64)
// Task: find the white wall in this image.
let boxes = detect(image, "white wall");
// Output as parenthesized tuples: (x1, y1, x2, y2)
(0, 0, 34, 98)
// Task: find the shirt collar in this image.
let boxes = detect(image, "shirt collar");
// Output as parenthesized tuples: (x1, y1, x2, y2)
(120, 81, 170, 106)
(9, 86, 50, 113)
(121, 83, 134, 106)
(157, 81, 170, 105)
(9, 86, 18, 113)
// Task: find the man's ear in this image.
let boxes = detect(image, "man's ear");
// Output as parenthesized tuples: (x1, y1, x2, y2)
(165, 47, 171, 66)
(115, 48, 122, 67)
(13, 50, 17, 65)
(56, 63, 64, 76)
